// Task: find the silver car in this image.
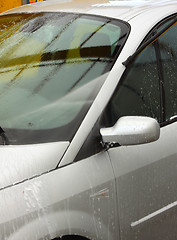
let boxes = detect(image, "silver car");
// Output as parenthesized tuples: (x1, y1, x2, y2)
(0, 0, 177, 239)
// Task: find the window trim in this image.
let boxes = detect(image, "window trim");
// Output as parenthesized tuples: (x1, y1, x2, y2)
(123, 14, 177, 67)
(153, 15, 177, 127)
(153, 40, 165, 123)
(123, 14, 177, 127)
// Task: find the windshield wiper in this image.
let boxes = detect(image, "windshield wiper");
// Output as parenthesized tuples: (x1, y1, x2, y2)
(0, 127, 9, 145)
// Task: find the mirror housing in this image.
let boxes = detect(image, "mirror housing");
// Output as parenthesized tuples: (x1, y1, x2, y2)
(100, 116, 160, 146)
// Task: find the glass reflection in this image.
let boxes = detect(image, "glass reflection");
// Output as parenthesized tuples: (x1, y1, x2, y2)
(0, 13, 129, 144)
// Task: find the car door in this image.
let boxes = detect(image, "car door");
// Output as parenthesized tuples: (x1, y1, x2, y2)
(101, 16, 177, 240)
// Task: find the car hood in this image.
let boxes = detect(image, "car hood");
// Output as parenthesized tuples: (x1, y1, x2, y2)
(0, 141, 69, 189)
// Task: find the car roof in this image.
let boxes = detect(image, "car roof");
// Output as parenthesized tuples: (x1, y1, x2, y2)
(2, 0, 177, 22)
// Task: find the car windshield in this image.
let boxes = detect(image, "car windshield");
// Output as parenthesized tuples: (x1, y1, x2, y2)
(0, 12, 129, 144)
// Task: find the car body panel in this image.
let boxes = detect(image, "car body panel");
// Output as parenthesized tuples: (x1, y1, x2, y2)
(108, 122, 177, 240)
(0, 151, 118, 240)
(0, 142, 69, 189)
(3, 0, 177, 22)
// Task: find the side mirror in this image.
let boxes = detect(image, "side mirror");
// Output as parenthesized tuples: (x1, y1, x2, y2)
(100, 116, 160, 146)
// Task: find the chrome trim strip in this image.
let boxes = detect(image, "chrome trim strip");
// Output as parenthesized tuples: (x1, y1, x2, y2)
(131, 200, 177, 227)
(90, 188, 109, 198)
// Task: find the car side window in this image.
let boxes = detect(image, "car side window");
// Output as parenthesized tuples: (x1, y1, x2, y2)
(103, 17, 177, 128)
(158, 22, 177, 121)
(103, 42, 161, 127)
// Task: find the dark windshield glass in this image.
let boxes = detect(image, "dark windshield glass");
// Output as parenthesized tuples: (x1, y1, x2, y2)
(0, 12, 129, 144)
